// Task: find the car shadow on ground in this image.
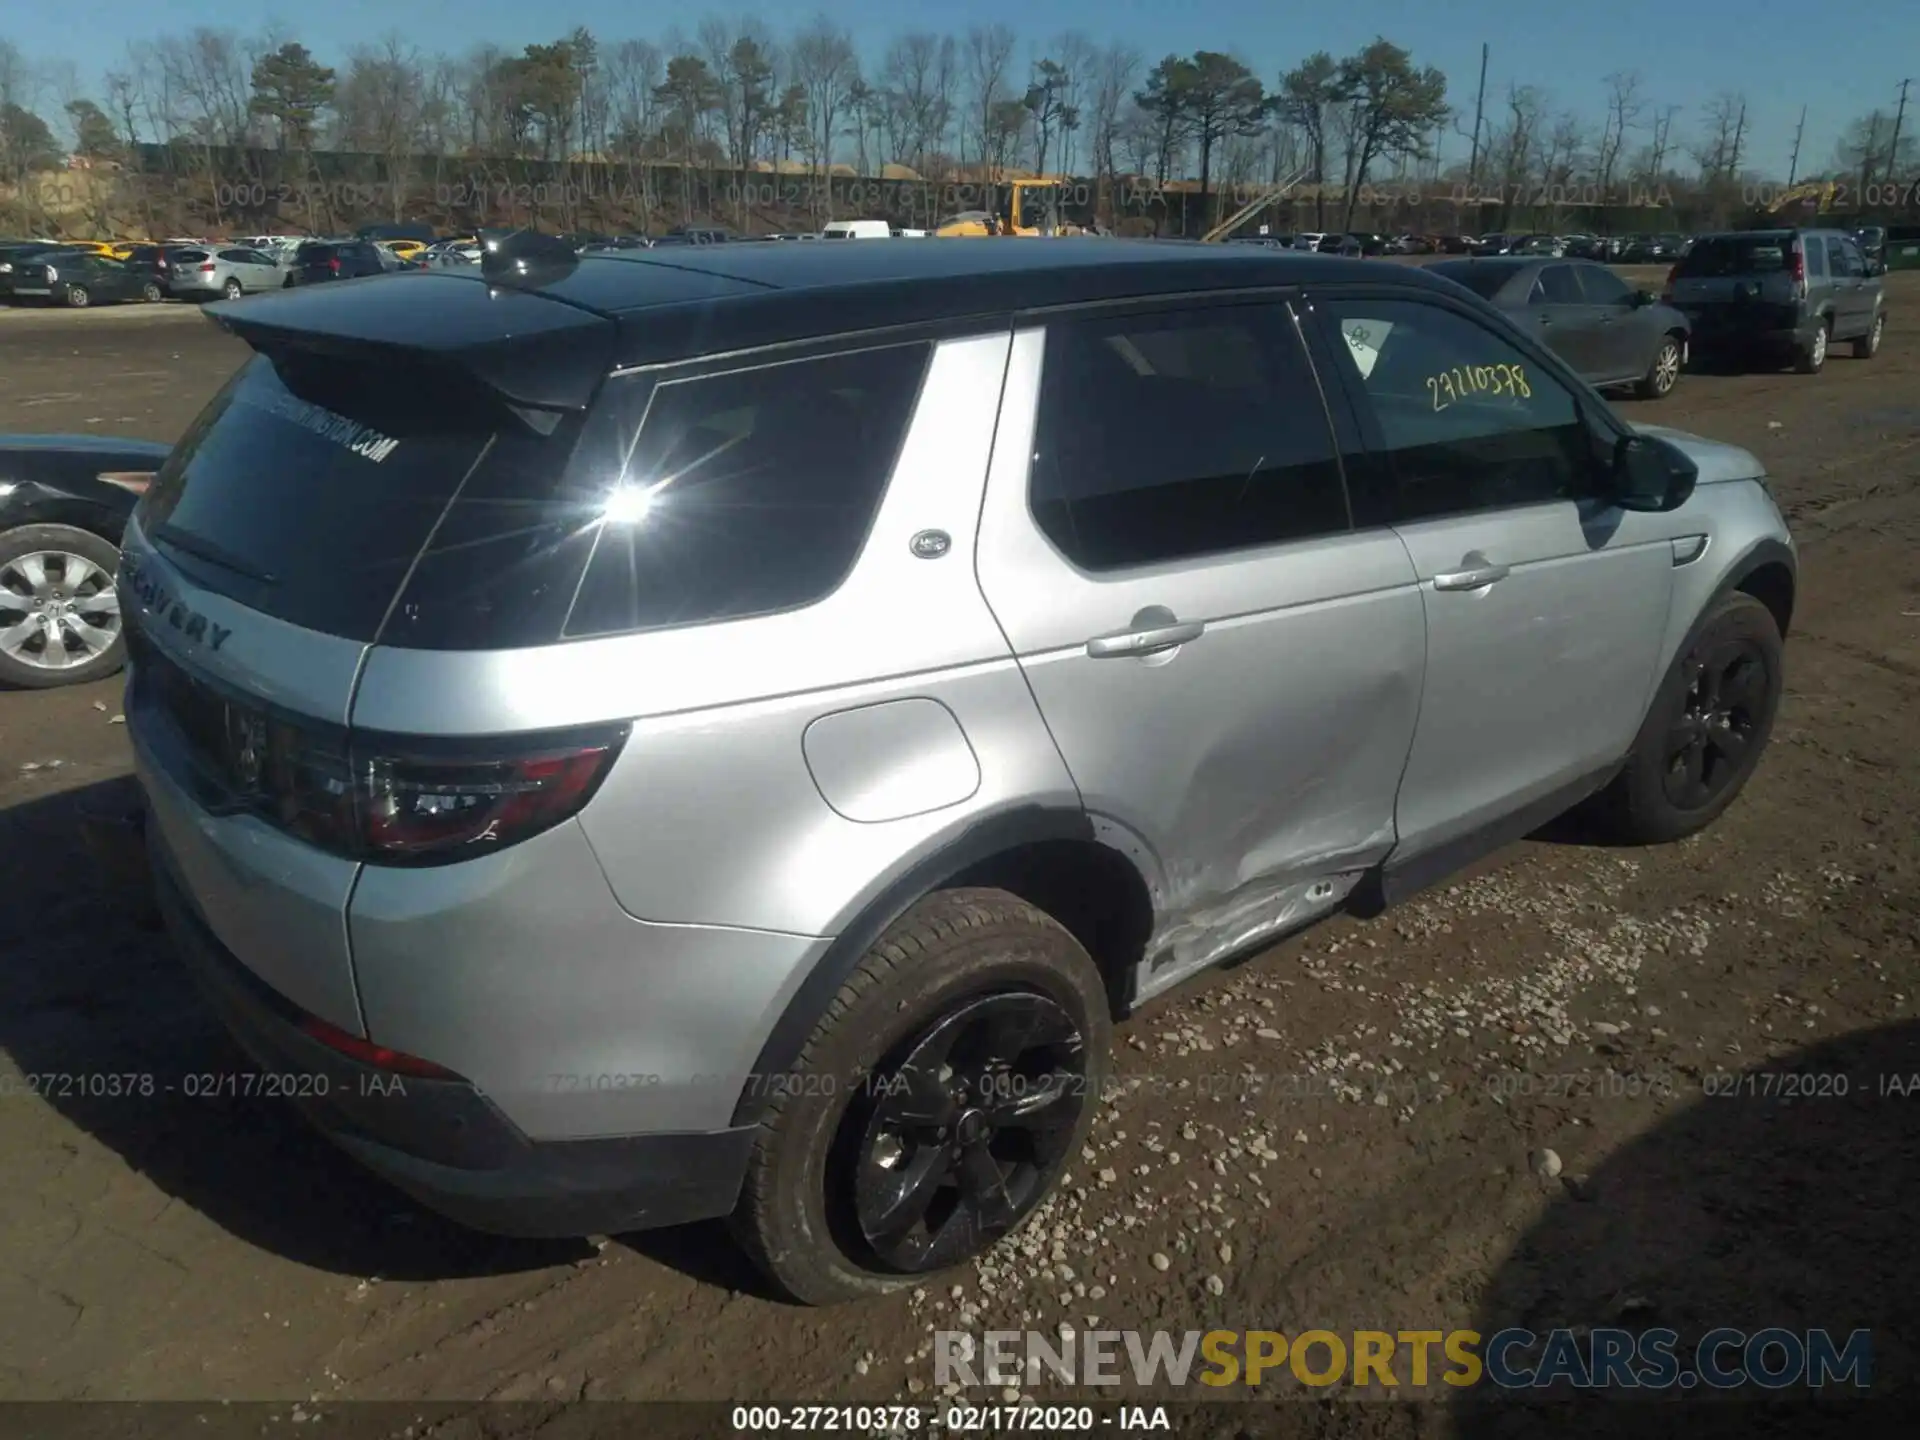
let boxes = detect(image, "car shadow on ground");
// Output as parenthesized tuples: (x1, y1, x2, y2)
(0, 775, 596, 1282)
(1453, 1018, 1919, 1436)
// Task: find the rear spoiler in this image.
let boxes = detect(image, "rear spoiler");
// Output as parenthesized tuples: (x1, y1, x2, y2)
(203, 270, 617, 415)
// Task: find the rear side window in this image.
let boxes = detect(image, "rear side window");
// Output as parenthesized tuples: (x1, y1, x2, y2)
(1029, 304, 1349, 571)
(1575, 266, 1631, 305)
(560, 342, 933, 639)
(1677, 237, 1787, 276)
(1533, 266, 1582, 304)
(1430, 263, 1517, 300)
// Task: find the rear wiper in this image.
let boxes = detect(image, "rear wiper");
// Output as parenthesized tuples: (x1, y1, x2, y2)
(152, 523, 279, 585)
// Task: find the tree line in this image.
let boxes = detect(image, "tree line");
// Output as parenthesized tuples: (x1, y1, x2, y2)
(1, 21, 1915, 237)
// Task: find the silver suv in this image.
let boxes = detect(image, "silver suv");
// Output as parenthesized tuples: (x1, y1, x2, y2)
(118, 236, 1795, 1304)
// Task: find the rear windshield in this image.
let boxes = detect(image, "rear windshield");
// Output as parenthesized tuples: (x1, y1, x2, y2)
(140, 353, 497, 642)
(1676, 237, 1789, 276)
(294, 244, 333, 260)
(170, 248, 207, 263)
(140, 340, 933, 649)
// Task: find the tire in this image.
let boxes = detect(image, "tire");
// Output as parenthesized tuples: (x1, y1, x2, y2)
(1593, 592, 1783, 845)
(0, 524, 126, 689)
(1853, 310, 1884, 359)
(64, 283, 90, 309)
(222, 278, 243, 300)
(1636, 332, 1685, 399)
(731, 887, 1112, 1305)
(141, 280, 163, 303)
(1794, 317, 1829, 373)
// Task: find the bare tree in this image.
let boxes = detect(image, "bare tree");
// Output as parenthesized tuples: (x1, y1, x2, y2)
(880, 33, 954, 174)
(1596, 70, 1642, 210)
(332, 37, 427, 221)
(606, 39, 664, 156)
(1049, 30, 1095, 175)
(1689, 92, 1747, 185)
(792, 14, 857, 191)
(1490, 84, 1545, 228)
(1087, 41, 1141, 190)
(963, 23, 1016, 173)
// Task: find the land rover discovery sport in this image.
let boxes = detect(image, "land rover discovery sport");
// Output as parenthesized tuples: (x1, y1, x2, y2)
(119, 234, 1796, 1304)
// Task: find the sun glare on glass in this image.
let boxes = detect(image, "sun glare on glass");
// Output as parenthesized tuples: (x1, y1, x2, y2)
(601, 483, 656, 525)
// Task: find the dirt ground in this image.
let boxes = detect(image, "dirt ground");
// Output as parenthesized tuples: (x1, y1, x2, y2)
(1, 278, 1917, 1429)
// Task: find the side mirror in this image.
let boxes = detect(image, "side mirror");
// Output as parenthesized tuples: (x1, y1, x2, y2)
(1611, 434, 1698, 513)
(1628, 289, 1654, 307)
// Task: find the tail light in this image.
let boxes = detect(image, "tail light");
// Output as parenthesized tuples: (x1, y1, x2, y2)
(133, 646, 628, 866)
(1789, 245, 1807, 298)
(328, 256, 341, 274)
(197, 262, 215, 272)
(1661, 264, 1678, 301)
(253, 722, 628, 865)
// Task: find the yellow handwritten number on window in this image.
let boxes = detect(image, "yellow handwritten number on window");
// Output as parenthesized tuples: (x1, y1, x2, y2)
(1425, 362, 1531, 412)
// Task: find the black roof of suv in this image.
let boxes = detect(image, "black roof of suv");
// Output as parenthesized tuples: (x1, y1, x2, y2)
(207, 238, 1411, 409)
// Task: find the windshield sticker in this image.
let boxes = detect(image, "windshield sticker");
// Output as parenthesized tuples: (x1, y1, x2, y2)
(1340, 319, 1391, 378)
(244, 388, 400, 463)
(1426, 363, 1531, 412)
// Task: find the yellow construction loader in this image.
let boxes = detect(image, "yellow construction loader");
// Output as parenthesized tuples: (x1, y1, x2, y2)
(1765, 180, 1839, 214)
(934, 179, 1086, 237)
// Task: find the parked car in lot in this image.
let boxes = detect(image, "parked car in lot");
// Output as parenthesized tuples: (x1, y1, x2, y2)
(0, 433, 168, 687)
(5, 250, 155, 307)
(164, 245, 285, 300)
(284, 239, 386, 285)
(116, 244, 179, 300)
(0, 242, 72, 299)
(1429, 257, 1692, 398)
(1315, 233, 1364, 256)
(1665, 228, 1886, 373)
(109, 235, 1795, 1305)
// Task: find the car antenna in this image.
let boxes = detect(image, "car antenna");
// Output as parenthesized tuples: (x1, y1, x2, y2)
(480, 228, 579, 291)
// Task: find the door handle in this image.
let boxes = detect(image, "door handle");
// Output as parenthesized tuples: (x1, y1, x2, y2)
(1086, 618, 1205, 658)
(1432, 560, 1511, 591)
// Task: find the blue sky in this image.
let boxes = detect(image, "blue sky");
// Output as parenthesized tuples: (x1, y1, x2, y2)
(9, 0, 1912, 175)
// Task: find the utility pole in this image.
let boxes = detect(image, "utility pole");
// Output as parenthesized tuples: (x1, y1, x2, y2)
(1787, 106, 1806, 185)
(1467, 43, 1489, 186)
(1729, 100, 1747, 182)
(1890, 79, 1911, 180)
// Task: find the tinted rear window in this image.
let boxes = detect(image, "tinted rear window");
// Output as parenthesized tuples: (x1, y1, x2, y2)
(1677, 238, 1788, 276)
(140, 354, 497, 642)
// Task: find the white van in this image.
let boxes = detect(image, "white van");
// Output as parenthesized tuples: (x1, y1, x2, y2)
(821, 219, 893, 240)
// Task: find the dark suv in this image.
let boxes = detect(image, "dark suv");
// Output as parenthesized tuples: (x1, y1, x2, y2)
(285, 240, 386, 286)
(1666, 228, 1887, 373)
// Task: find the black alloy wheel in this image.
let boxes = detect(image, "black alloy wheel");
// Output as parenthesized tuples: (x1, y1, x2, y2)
(1662, 636, 1771, 811)
(850, 990, 1088, 1273)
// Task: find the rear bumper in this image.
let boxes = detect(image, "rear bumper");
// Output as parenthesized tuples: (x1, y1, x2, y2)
(146, 828, 758, 1239)
(1678, 310, 1814, 351)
